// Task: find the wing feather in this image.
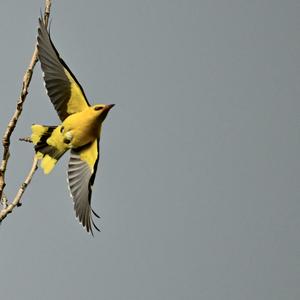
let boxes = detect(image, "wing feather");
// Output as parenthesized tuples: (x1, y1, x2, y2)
(37, 18, 89, 121)
(67, 140, 100, 234)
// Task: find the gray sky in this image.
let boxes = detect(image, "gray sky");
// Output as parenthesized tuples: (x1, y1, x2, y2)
(0, 1, 300, 299)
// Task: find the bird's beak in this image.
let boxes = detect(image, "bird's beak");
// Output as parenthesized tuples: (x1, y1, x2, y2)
(100, 104, 115, 120)
(105, 104, 115, 111)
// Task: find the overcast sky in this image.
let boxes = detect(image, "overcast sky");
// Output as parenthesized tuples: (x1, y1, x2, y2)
(0, 1, 300, 299)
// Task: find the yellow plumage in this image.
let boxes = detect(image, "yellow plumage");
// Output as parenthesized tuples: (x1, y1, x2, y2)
(31, 124, 48, 144)
(41, 155, 57, 174)
(31, 105, 109, 175)
(30, 18, 114, 234)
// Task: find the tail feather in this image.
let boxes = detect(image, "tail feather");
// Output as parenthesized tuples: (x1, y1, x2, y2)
(31, 124, 67, 174)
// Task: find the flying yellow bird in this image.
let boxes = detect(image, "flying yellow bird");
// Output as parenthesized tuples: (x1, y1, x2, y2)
(31, 18, 114, 234)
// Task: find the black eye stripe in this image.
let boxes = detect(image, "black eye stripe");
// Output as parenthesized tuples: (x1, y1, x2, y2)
(94, 106, 103, 111)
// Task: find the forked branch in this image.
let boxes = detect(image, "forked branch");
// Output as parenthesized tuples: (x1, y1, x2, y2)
(0, 0, 52, 222)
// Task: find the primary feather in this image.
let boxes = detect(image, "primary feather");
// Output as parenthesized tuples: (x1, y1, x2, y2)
(37, 18, 89, 121)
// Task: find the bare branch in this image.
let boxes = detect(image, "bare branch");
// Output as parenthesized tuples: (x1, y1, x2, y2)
(0, 0, 52, 221)
(0, 157, 38, 221)
(1, 194, 8, 209)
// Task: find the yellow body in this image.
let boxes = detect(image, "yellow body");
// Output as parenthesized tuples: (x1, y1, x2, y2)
(31, 105, 107, 174)
(62, 106, 102, 148)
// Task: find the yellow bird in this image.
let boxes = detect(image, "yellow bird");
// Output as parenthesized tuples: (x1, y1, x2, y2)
(31, 18, 114, 234)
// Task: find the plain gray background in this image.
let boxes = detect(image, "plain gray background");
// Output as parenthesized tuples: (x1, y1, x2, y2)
(0, 1, 299, 299)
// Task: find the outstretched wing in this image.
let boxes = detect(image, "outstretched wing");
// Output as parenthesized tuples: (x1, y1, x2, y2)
(67, 139, 100, 234)
(37, 18, 90, 121)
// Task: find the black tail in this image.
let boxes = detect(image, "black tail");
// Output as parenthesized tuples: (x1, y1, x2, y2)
(31, 124, 67, 174)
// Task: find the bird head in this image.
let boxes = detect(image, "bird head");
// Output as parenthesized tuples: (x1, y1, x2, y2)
(92, 104, 115, 122)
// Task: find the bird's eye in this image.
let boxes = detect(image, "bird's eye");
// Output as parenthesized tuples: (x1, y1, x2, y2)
(94, 106, 103, 111)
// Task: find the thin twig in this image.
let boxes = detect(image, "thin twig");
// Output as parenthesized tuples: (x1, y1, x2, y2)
(0, 0, 52, 221)
(0, 157, 38, 221)
(19, 137, 33, 143)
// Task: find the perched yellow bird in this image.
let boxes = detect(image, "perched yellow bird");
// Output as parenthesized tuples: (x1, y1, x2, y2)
(31, 18, 114, 234)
